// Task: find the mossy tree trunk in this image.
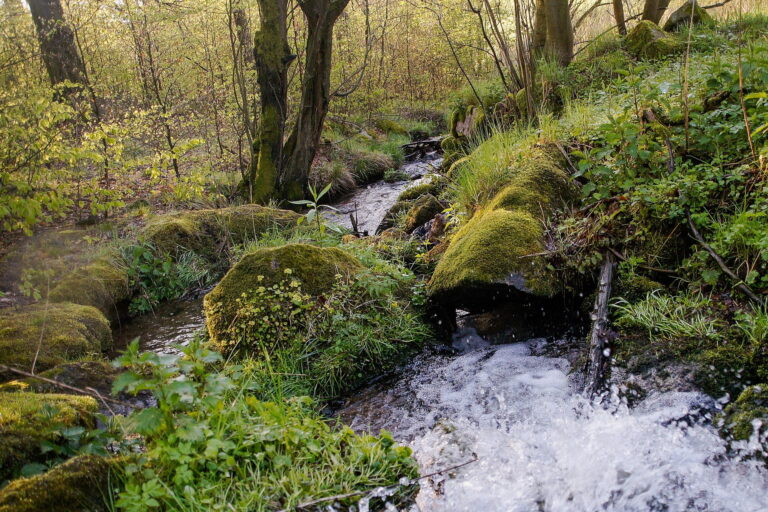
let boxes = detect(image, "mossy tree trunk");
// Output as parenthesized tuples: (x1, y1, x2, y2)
(642, 0, 671, 24)
(27, 0, 87, 93)
(531, 0, 548, 58)
(280, 0, 351, 201)
(543, 0, 574, 66)
(245, 0, 292, 203)
(613, 0, 627, 35)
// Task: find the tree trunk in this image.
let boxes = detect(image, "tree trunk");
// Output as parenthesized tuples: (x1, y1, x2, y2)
(531, 0, 548, 58)
(613, 0, 627, 35)
(544, 0, 574, 66)
(642, 0, 670, 24)
(27, 0, 86, 91)
(280, 0, 350, 201)
(245, 0, 292, 203)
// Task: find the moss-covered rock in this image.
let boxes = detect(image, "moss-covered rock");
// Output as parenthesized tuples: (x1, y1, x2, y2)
(0, 392, 98, 481)
(694, 343, 759, 398)
(625, 21, 681, 59)
(48, 259, 131, 320)
(663, 0, 714, 32)
(0, 304, 112, 382)
(142, 205, 300, 260)
(719, 384, 768, 457)
(204, 244, 363, 351)
(397, 182, 440, 202)
(428, 146, 576, 308)
(404, 194, 443, 233)
(0, 454, 119, 512)
(374, 118, 408, 136)
(377, 200, 414, 234)
(0, 361, 117, 396)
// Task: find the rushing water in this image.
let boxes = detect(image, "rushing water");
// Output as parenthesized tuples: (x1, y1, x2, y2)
(339, 340, 768, 512)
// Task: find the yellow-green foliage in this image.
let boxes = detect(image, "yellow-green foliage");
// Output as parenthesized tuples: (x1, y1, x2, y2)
(204, 244, 363, 351)
(142, 204, 300, 259)
(719, 384, 768, 453)
(0, 393, 98, 481)
(625, 21, 681, 59)
(48, 259, 131, 320)
(429, 143, 575, 301)
(0, 454, 119, 512)
(0, 304, 112, 381)
(404, 194, 442, 233)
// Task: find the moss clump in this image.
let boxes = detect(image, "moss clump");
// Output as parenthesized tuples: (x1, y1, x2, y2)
(614, 274, 665, 303)
(625, 21, 681, 59)
(429, 145, 575, 305)
(718, 384, 768, 456)
(378, 200, 414, 233)
(204, 244, 363, 351)
(397, 182, 439, 202)
(47, 259, 130, 320)
(0, 361, 116, 396)
(0, 304, 112, 381)
(694, 343, 759, 398)
(142, 205, 300, 260)
(374, 118, 408, 136)
(663, 0, 714, 31)
(0, 454, 119, 512)
(404, 194, 443, 233)
(0, 392, 98, 481)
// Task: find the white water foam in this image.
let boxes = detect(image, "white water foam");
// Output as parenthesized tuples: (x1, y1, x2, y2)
(343, 341, 768, 511)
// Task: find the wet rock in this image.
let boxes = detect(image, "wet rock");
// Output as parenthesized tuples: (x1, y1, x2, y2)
(48, 258, 131, 321)
(625, 21, 680, 59)
(404, 194, 443, 233)
(451, 327, 490, 353)
(0, 361, 117, 397)
(0, 392, 98, 481)
(719, 384, 768, 458)
(663, 0, 714, 32)
(0, 454, 120, 512)
(0, 303, 112, 382)
(204, 244, 362, 352)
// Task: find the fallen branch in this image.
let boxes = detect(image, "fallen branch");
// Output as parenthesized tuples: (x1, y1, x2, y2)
(281, 457, 479, 511)
(585, 252, 616, 396)
(686, 213, 762, 303)
(0, 363, 134, 409)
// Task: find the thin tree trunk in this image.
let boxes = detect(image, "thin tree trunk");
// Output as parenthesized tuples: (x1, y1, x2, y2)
(613, 0, 627, 35)
(245, 0, 292, 203)
(642, 0, 670, 23)
(281, 0, 350, 201)
(27, 0, 87, 92)
(544, 0, 574, 66)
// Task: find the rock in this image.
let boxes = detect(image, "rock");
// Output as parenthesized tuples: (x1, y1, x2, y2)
(452, 105, 485, 138)
(428, 145, 576, 310)
(48, 259, 131, 320)
(397, 182, 439, 202)
(719, 384, 768, 457)
(0, 304, 112, 382)
(142, 204, 300, 261)
(0, 361, 117, 397)
(204, 244, 363, 352)
(0, 392, 98, 481)
(663, 0, 714, 31)
(404, 194, 443, 233)
(0, 455, 119, 512)
(377, 200, 413, 234)
(625, 21, 680, 59)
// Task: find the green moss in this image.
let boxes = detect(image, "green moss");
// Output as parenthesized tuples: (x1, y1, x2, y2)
(694, 343, 759, 398)
(348, 150, 395, 184)
(719, 384, 768, 447)
(142, 205, 300, 260)
(625, 21, 681, 59)
(0, 361, 116, 395)
(404, 194, 443, 233)
(0, 392, 98, 481)
(397, 183, 439, 202)
(615, 274, 665, 303)
(379, 200, 414, 233)
(0, 455, 119, 512)
(48, 259, 131, 320)
(204, 244, 363, 351)
(663, 1, 714, 32)
(0, 304, 111, 381)
(374, 118, 408, 136)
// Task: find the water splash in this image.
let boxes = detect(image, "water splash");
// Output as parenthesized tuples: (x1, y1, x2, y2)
(341, 341, 768, 511)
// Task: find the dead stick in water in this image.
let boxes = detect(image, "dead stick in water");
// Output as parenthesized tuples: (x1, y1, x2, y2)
(585, 252, 616, 396)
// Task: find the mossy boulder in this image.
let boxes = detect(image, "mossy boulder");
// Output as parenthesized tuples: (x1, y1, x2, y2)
(428, 146, 576, 308)
(0, 304, 112, 382)
(404, 194, 443, 233)
(719, 384, 768, 457)
(397, 182, 440, 202)
(204, 244, 363, 351)
(0, 392, 98, 481)
(48, 259, 131, 320)
(142, 205, 300, 261)
(625, 21, 681, 59)
(374, 118, 408, 136)
(663, 0, 714, 32)
(0, 361, 117, 396)
(0, 454, 119, 512)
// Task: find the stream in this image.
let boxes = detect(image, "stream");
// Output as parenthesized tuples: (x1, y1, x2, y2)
(112, 152, 768, 511)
